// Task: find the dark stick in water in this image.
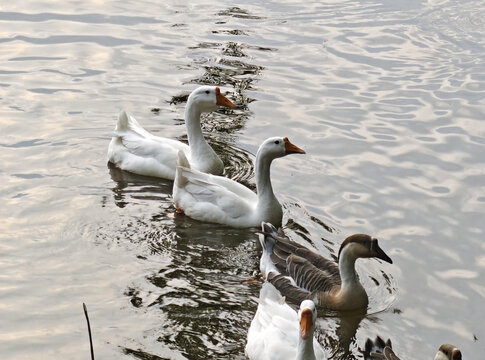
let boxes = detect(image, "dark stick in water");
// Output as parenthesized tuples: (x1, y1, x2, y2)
(83, 303, 95, 360)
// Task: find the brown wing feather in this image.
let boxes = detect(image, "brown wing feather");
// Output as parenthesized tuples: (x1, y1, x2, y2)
(383, 347, 400, 360)
(270, 234, 341, 289)
(272, 233, 340, 273)
(286, 254, 341, 293)
(270, 244, 294, 274)
(266, 273, 312, 304)
(268, 232, 310, 274)
(263, 225, 342, 303)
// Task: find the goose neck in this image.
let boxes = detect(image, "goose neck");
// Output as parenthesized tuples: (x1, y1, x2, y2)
(296, 335, 316, 360)
(184, 101, 205, 147)
(338, 249, 360, 290)
(255, 151, 276, 201)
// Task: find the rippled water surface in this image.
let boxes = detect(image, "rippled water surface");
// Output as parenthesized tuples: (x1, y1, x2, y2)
(1, 0, 484, 359)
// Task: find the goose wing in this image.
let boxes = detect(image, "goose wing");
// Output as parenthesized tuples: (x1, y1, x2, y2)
(267, 253, 341, 305)
(182, 166, 258, 200)
(114, 110, 185, 153)
(246, 283, 326, 360)
(259, 228, 341, 304)
(383, 349, 400, 360)
(285, 254, 341, 293)
(111, 133, 188, 179)
(120, 132, 186, 157)
(109, 111, 190, 179)
(270, 235, 341, 291)
(266, 273, 313, 305)
(270, 235, 339, 275)
(246, 283, 299, 360)
(175, 166, 257, 222)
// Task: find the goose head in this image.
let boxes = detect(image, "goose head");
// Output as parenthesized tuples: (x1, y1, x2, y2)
(298, 299, 317, 340)
(337, 234, 393, 264)
(187, 86, 235, 113)
(257, 136, 306, 161)
(435, 344, 462, 360)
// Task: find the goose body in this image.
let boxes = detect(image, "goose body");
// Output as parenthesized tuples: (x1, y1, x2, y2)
(173, 137, 305, 228)
(107, 86, 235, 179)
(364, 336, 462, 360)
(258, 222, 393, 310)
(245, 282, 326, 360)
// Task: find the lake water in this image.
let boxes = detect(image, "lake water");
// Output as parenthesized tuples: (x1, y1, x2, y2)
(1, 0, 484, 359)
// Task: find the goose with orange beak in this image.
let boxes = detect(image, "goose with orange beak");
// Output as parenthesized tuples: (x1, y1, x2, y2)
(108, 86, 235, 180)
(245, 282, 326, 360)
(259, 222, 393, 310)
(173, 136, 305, 227)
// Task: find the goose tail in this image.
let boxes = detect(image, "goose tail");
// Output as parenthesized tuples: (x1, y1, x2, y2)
(115, 110, 131, 132)
(177, 150, 190, 169)
(175, 150, 190, 187)
(258, 222, 281, 278)
(258, 222, 279, 252)
(363, 336, 393, 360)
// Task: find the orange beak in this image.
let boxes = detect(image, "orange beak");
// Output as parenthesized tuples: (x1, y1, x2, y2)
(300, 308, 313, 340)
(215, 87, 236, 108)
(284, 137, 306, 154)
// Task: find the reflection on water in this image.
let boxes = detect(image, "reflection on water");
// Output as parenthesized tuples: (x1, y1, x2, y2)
(106, 160, 396, 359)
(144, 234, 257, 359)
(217, 7, 264, 20)
(208, 139, 255, 188)
(105, 165, 260, 358)
(321, 310, 367, 359)
(107, 163, 174, 208)
(1, 0, 484, 359)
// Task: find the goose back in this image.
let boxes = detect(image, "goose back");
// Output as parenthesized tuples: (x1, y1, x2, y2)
(262, 227, 341, 304)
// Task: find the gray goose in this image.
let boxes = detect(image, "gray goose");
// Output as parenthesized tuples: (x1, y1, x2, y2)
(258, 222, 393, 310)
(363, 336, 462, 360)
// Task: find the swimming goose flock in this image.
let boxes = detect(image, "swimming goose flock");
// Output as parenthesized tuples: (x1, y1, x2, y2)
(108, 86, 462, 359)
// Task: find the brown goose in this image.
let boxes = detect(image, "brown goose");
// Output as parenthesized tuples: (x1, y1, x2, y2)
(258, 222, 393, 310)
(363, 336, 462, 360)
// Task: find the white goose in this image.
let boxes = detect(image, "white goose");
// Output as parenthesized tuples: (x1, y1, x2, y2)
(107, 86, 235, 179)
(173, 136, 305, 228)
(245, 282, 326, 360)
(259, 222, 393, 310)
(364, 336, 462, 360)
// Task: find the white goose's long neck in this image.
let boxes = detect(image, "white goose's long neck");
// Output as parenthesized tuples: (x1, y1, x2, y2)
(184, 101, 212, 160)
(296, 335, 316, 360)
(255, 150, 278, 206)
(185, 102, 204, 146)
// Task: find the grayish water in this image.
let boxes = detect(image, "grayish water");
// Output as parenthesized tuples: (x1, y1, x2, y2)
(1, 0, 484, 359)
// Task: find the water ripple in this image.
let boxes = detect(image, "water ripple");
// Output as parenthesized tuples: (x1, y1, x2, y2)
(0, 11, 164, 25)
(0, 35, 140, 46)
(1, 0, 484, 359)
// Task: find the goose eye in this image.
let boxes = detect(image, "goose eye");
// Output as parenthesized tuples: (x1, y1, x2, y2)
(205, 90, 210, 94)
(274, 140, 280, 144)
